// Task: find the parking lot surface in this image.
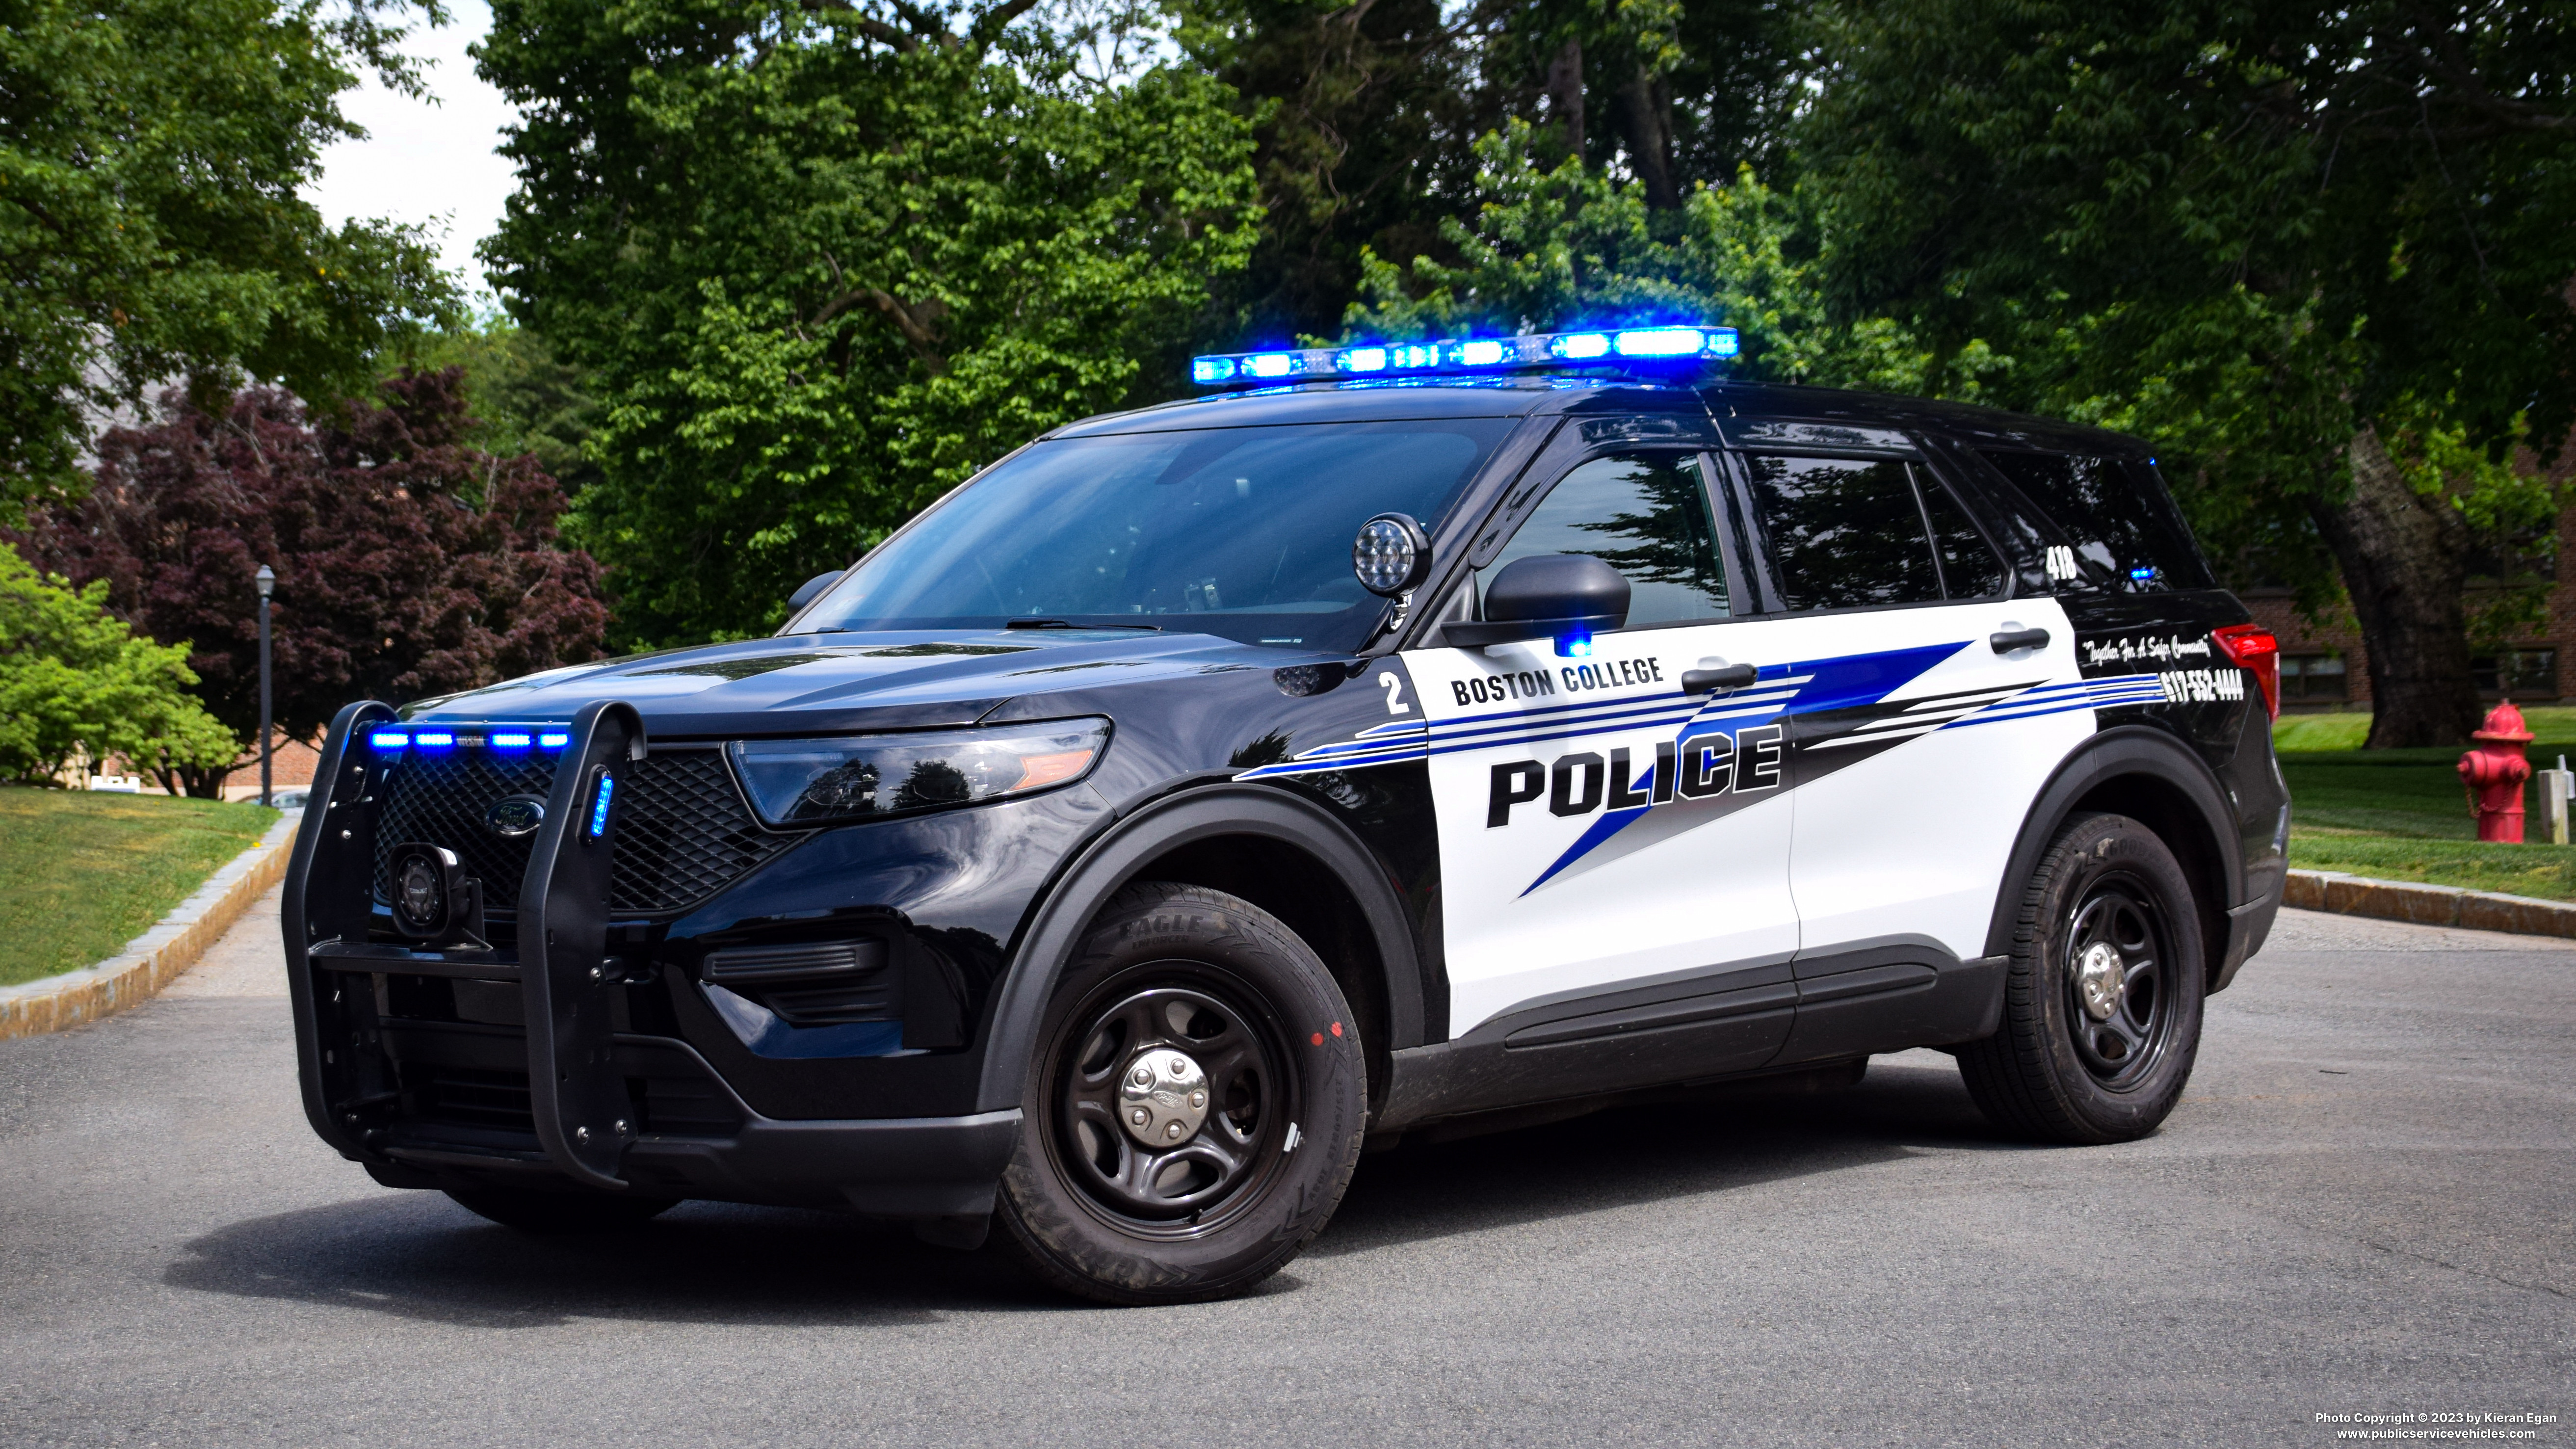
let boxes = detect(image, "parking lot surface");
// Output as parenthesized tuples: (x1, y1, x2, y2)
(1, 898, 2568, 1448)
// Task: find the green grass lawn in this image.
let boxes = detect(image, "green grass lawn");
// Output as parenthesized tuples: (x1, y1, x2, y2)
(0, 788, 279, 988)
(2275, 706, 2576, 900)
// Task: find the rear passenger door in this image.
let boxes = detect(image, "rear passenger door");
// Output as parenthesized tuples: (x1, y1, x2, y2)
(1709, 439, 2086, 1059)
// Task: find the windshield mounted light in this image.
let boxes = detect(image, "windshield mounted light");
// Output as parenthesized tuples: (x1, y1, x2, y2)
(728, 719, 1111, 827)
(1188, 325, 1737, 388)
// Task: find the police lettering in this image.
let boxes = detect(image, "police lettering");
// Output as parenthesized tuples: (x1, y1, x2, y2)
(1487, 722, 1784, 827)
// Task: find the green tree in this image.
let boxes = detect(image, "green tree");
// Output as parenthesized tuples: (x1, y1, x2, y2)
(477, 0, 1263, 645)
(0, 0, 460, 506)
(0, 545, 236, 788)
(404, 315, 601, 497)
(1799, 0, 2576, 746)
(1344, 120, 1938, 393)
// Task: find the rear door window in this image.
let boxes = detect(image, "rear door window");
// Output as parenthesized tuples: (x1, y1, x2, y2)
(1738, 454, 1945, 611)
(1977, 451, 2214, 591)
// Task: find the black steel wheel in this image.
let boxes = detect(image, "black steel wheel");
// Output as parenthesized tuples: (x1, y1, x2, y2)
(997, 881, 1366, 1305)
(1959, 812, 2206, 1144)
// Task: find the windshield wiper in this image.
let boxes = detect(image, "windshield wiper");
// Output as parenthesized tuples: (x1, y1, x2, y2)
(1006, 618, 1162, 631)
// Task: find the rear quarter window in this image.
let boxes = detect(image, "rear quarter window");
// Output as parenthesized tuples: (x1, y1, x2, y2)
(1977, 451, 2215, 592)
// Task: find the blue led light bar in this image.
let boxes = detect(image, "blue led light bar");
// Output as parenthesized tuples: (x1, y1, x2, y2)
(369, 731, 410, 750)
(491, 732, 533, 749)
(415, 732, 456, 749)
(539, 731, 571, 749)
(1189, 326, 1739, 387)
(589, 773, 616, 838)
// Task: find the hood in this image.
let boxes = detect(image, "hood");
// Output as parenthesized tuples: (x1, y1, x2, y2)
(400, 629, 1313, 738)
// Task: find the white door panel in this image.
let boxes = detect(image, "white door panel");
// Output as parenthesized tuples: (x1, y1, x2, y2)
(1773, 598, 2086, 959)
(1405, 629, 1804, 1038)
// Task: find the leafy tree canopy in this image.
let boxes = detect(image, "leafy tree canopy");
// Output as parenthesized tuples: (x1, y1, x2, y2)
(1797, 0, 2576, 744)
(476, 0, 1264, 645)
(0, 0, 461, 505)
(0, 544, 235, 789)
(8, 369, 610, 793)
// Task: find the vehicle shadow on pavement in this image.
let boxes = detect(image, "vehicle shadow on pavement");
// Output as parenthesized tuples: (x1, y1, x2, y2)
(1312, 1052, 2031, 1258)
(162, 1197, 1063, 1329)
(161, 1056, 2024, 1324)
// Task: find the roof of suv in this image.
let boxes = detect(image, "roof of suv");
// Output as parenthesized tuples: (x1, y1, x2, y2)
(1050, 372, 2147, 456)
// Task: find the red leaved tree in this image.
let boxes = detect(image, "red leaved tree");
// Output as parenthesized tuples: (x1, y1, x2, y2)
(8, 369, 611, 794)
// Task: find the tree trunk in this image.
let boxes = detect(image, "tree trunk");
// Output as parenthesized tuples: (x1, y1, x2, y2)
(1545, 37, 1585, 160)
(2307, 425, 2480, 748)
(1614, 65, 1679, 210)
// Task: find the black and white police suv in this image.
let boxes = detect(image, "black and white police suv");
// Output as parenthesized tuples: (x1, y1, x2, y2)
(283, 325, 2289, 1304)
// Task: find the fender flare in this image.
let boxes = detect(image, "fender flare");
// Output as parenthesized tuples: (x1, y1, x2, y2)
(973, 785, 1426, 1113)
(1983, 725, 2245, 963)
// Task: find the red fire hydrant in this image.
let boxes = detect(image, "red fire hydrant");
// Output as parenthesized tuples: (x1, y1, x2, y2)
(2460, 701, 2536, 843)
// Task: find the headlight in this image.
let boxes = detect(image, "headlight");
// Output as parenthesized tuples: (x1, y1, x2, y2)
(728, 719, 1110, 826)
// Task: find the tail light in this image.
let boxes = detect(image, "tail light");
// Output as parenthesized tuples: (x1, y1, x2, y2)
(2212, 623, 2280, 719)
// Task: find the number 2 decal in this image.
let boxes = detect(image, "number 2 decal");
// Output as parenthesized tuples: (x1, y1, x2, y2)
(1378, 671, 1411, 715)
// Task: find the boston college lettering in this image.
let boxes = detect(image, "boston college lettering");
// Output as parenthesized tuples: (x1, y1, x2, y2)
(1450, 655, 1666, 707)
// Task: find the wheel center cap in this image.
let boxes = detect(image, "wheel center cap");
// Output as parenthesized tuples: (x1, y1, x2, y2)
(1118, 1047, 1210, 1146)
(2075, 942, 2124, 1022)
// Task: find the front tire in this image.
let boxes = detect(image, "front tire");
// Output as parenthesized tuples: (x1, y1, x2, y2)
(996, 882, 1367, 1305)
(1958, 812, 2206, 1144)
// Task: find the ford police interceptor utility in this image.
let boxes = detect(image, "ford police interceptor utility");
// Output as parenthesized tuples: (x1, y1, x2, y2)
(282, 326, 2289, 1304)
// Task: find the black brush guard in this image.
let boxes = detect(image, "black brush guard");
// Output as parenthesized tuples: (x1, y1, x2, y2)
(283, 699, 1020, 1215)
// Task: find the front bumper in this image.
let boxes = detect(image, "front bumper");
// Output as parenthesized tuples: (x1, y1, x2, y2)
(285, 699, 1020, 1214)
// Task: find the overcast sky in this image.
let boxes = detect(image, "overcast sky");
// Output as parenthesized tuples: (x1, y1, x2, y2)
(307, 0, 519, 306)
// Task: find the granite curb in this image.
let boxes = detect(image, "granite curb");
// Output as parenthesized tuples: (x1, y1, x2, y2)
(2283, 867, 2576, 939)
(0, 812, 300, 1040)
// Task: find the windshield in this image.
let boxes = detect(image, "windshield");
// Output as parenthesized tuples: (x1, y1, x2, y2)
(792, 420, 1517, 652)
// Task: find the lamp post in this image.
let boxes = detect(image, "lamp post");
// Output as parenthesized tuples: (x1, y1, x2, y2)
(255, 565, 274, 809)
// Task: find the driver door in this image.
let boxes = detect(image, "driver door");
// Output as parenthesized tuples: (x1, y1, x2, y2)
(1403, 449, 1802, 1068)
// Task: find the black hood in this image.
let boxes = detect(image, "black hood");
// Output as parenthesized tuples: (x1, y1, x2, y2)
(400, 629, 1318, 738)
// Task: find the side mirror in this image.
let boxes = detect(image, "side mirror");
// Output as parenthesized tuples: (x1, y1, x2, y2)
(1352, 513, 1433, 596)
(1441, 554, 1630, 648)
(788, 570, 843, 612)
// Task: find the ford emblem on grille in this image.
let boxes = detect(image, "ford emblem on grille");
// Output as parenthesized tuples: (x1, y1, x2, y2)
(485, 794, 547, 838)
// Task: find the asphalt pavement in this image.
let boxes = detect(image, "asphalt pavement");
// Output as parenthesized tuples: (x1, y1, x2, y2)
(1, 893, 2568, 1448)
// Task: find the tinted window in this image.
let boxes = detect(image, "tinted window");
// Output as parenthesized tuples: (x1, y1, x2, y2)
(1977, 451, 2214, 591)
(795, 420, 1513, 652)
(1483, 453, 1728, 626)
(1741, 454, 1942, 611)
(1919, 472, 2008, 597)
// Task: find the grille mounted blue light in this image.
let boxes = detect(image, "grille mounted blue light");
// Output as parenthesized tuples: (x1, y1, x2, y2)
(589, 773, 615, 838)
(1189, 325, 1739, 388)
(539, 731, 571, 749)
(369, 731, 410, 750)
(491, 732, 533, 749)
(415, 732, 456, 749)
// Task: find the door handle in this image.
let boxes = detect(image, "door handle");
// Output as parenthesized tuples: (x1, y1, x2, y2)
(1682, 663, 1760, 694)
(1990, 627, 2051, 654)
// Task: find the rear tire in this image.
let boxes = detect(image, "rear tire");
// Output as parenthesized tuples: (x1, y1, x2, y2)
(444, 1187, 679, 1233)
(1958, 812, 2205, 1144)
(996, 881, 1367, 1305)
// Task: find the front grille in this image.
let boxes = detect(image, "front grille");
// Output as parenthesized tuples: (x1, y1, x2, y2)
(414, 1064, 537, 1134)
(372, 747, 803, 915)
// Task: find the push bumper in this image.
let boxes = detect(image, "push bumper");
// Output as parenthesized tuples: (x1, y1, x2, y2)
(284, 699, 1018, 1214)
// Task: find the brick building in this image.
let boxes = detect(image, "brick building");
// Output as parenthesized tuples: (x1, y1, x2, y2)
(2241, 496, 2576, 714)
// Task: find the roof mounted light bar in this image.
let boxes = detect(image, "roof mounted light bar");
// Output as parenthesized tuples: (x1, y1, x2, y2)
(1188, 326, 1741, 388)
